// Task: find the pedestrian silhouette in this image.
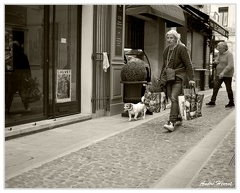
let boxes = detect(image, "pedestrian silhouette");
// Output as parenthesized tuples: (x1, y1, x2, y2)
(5, 41, 32, 114)
(159, 29, 195, 132)
(206, 41, 235, 108)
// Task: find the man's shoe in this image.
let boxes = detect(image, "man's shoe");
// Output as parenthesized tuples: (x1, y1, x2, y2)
(163, 121, 175, 132)
(206, 101, 215, 106)
(225, 103, 235, 108)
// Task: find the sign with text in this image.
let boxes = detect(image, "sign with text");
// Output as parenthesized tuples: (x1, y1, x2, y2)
(209, 19, 229, 38)
(115, 5, 123, 57)
(56, 69, 71, 103)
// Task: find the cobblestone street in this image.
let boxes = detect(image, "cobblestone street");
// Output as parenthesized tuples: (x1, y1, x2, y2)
(191, 127, 235, 188)
(5, 91, 235, 188)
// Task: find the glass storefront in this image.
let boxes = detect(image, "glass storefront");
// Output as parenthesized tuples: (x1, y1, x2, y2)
(5, 5, 45, 125)
(48, 5, 79, 117)
(5, 5, 80, 126)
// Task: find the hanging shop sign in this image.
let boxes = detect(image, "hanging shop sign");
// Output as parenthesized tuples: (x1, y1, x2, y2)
(209, 18, 229, 38)
(115, 5, 123, 57)
(56, 69, 71, 103)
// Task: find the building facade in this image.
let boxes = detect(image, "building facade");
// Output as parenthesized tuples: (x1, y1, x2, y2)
(205, 5, 236, 77)
(5, 5, 230, 128)
(5, 5, 126, 127)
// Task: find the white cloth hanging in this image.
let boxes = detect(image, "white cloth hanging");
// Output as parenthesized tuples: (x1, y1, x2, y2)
(103, 52, 110, 72)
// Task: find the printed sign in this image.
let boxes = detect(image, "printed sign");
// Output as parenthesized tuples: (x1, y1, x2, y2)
(209, 19, 229, 38)
(56, 69, 71, 103)
(115, 5, 123, 56)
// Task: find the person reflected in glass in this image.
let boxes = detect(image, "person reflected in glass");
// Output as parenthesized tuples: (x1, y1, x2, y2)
(5, 41, 31, 114)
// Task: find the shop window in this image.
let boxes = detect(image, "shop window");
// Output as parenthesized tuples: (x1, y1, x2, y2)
(5, 5, 44, 126)
(125, 16, 144, 49)
(48, 5, 79, 116)
(219, 7, 228, 27)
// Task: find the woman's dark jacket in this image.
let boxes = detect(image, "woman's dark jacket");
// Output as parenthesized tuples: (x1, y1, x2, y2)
(160, 43, 194, 84)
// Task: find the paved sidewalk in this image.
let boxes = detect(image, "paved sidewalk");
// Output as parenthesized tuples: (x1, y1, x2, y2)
(5, 108, 171, 179)
(4, 86, 235, 188)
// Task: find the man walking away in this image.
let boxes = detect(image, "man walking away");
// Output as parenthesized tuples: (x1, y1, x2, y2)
(206, 41, 234, 108)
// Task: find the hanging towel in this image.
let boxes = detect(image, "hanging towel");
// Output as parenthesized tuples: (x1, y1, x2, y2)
(103, 52, 110, 72)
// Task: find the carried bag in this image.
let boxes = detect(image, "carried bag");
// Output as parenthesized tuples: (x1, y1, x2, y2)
(165, 67, 185, 82)
(178, 86, 204, 120)
(165, 68, 175, 81)
(24, 77, 42, 103)
(143, 91, 161, 113)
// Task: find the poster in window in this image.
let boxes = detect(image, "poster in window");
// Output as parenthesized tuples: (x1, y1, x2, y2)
(56, 69, 71, 103)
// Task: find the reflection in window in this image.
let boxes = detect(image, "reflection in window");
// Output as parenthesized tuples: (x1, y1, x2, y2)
(5, 5, 44, 125)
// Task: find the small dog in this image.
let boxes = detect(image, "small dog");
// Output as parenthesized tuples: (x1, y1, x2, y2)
(124, 102, 147, 122)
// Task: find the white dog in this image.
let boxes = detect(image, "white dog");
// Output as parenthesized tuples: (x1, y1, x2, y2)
(124, 102, 147, 122)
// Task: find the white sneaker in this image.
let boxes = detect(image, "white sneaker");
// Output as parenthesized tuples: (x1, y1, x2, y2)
(163, 121, 175, 132)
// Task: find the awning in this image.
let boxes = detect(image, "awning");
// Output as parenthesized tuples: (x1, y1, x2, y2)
(180, 5, 229, 38)
(126, 5, 185, 27)
(179, 5, 208, 22)
(209, 18, 229, 38)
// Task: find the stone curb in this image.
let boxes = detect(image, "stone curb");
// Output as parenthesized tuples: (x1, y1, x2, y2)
(5, 114, 92, 140)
